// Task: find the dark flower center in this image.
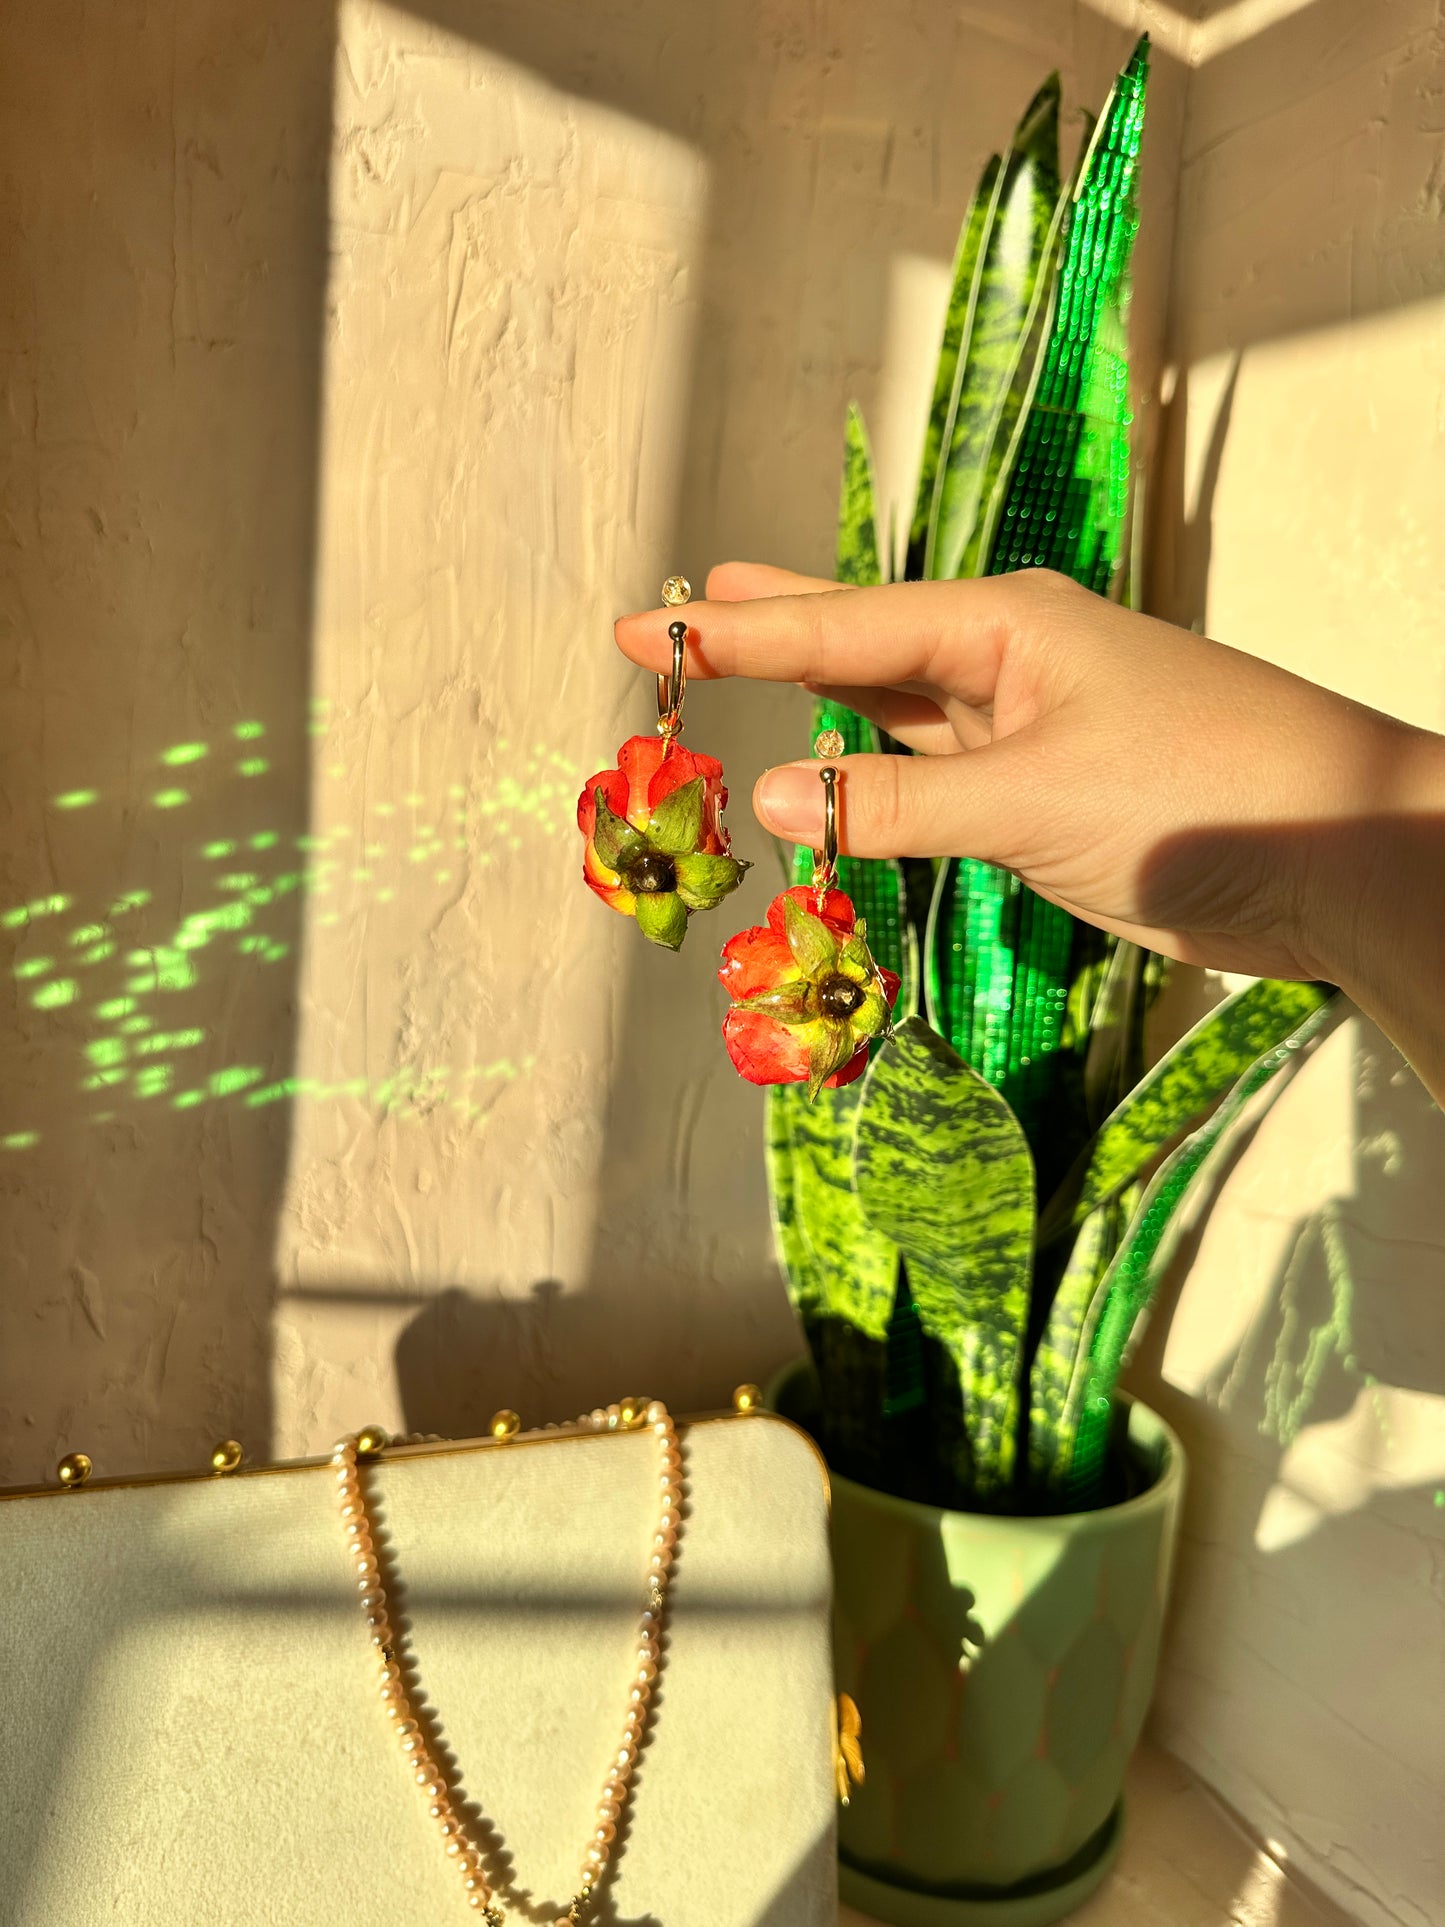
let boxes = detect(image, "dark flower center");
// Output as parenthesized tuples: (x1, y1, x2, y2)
(628, 853, 677, 895)
(818, 973, 865, 1019)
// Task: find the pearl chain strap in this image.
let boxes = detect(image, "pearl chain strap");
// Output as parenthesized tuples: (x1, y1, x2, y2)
(332, 1400, 683, 1925)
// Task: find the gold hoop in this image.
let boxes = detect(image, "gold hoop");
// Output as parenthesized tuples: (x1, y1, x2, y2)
(812, 765, 838, 896)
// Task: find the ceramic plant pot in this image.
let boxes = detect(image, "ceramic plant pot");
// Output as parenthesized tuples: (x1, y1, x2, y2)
(773, 1363, 1184, 1927)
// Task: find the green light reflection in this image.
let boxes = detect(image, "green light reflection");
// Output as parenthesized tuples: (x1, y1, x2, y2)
(3, 727, 575, 1145)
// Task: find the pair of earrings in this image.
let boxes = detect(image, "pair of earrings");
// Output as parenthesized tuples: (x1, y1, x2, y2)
(577, 579, 899, 1100)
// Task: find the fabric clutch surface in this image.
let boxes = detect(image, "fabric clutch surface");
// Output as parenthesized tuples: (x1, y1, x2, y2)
(0, 1411, 836, 1927)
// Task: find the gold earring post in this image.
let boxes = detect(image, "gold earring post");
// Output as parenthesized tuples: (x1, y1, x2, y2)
(812, 764, 839, 898)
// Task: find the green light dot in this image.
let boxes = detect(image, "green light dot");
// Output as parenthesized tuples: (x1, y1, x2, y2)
(1435, 1490, 1445, 1509)
(203, 841, 235, 860)
(272, 873, 301, 895)
(161, 743, 208, 767)
(152, 789, 189, 809)
(169, 1029, 205, 1050)
(118, 1016, 153, 1035)
(244, 1079, 297, 1108)
(351, 868, 371, 883)
(32, 978, 78, 1010)
(237, 759, 269, 778)
(52, 789, 99, 810)
(376, 888, 395, 904)
(95, 998, 135, 1022)
(1, 908, 27, 930)
(219, 874, 259, 892)
(79, 942, 116, 965)
(211, 1066, 263, 1097)
(14, 957, 52, 980)
(173, 1089, 206, 1110)
(109, 891, 151, 914)
(374, 804, 395, 818)
(175, 931, 210, 952)
(1, 1131, 39, 1149)
(249, 832, 279, 851)
(260, 943, 289, 963)
(236, 936, 263, 954)
(86, 1039, 128, 1066)
(29, 895, 72, 918)
(68, 925, 106, 948)
(294, 835, 320, 851)
(434, 872, 451, 884)
(234, 721, 265, 741)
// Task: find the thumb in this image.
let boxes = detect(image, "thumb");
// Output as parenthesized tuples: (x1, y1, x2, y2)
(753, 747, 1032, 864)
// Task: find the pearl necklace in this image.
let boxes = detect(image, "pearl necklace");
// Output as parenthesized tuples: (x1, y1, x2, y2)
(332, 1398, 683, 1925)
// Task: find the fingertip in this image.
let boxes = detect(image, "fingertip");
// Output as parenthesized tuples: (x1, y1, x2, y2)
(754, 760, 826, 841)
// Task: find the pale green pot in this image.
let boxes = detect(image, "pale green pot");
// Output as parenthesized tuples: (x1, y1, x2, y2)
(772, 1364, 1184, 1927)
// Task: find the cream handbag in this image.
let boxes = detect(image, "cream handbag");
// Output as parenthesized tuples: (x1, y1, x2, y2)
(0, 1406, 838, 1926)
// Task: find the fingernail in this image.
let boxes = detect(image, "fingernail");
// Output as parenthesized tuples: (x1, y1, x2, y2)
(757, 764, 825, 839)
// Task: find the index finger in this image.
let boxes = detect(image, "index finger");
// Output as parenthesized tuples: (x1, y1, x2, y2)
(613, 575, 1017, 709)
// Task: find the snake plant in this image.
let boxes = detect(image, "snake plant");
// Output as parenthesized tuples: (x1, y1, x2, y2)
(767, 38, 1339, 1508)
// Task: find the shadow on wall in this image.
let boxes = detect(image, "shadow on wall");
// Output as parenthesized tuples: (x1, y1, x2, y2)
(0, 2, 334, 1482)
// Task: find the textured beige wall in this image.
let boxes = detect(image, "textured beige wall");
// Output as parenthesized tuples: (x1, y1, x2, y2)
(0, 1, 1177, 1480)
(1133, 6, 1445, 1924)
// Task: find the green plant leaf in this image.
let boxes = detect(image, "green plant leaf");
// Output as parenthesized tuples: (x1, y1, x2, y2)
(766, 1079, 899, 1338)
(1064, 991, 1341, 1499)
(853, 1015, 1035, 1489)
(926, 75, 1063, 582)
(633, 891, 687, 951)
(673, 851, 747, 910)
(591, 790, 645, 873)
(837, 402, 883, 588)
(907, 155, 1000, 574)
(1081, 936, 1148, 1126)
(982, 37, 1149, 591)
(647, 777, 704, 856)
(1026, 1193, 1127, 1490)
(1039, 978, 1336, 1246)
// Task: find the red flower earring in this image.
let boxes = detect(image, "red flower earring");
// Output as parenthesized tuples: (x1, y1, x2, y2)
(719, 759, 900, 1099)
(577, 578, 749, 950)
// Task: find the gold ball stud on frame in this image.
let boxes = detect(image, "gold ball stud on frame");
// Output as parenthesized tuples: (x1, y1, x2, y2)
(661, 575, 691, 607)
(56, 1452, 92, 1487)
(733, 1384, 762, 1414)
(356, 1425, 389, 1459)
(210, 1439, 244, 1474)
(489, 1409, 521, 1441)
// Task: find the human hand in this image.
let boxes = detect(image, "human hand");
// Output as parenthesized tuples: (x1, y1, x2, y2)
(616, 563, 1445, 1094)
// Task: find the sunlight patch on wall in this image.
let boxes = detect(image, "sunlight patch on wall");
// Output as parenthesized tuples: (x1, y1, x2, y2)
(267, 4, 710, 1452)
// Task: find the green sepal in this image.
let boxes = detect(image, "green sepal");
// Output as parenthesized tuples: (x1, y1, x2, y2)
(592, 790, 645, 873)
(674, 850, 749, 910)
(838, 924, 874, 982)
(734, 981, 812, 1025)
(807, 1022, 858, 1102)
(853, 984, 890, 1040)
(634, 891, 688, 951)
(647, 778, 705, 856)
(784, 894, 839, 977)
